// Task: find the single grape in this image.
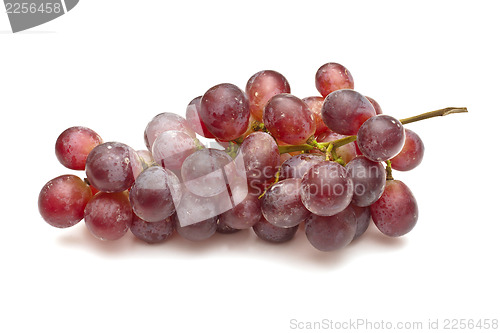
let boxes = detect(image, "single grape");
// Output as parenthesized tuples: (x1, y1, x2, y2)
(263, 93, 315, 145)
(370, 180, 418, 237)
(261, 179, 310, 228)
(390, 128, 424, 171)
(252, 216, 299, 243)
(304, 205, 357, 251)
(216, 218, 242, 234)
(85, 142, 143, 193)
(152, 130, 201, 170)
(38, 175, 92, 228)
(238, 131, 280, 190)
(129, 166, 182, 222)
(357, 115, 405, 162)
(316, 131, 357, 164)
(181, 148, 236, 197)
(346, 156, 386, 207)
(365, 96, 383, 115)
(315, 62, 354, 97)
(219, 193, 261, 229)
(246, 70, 291, 121)
(128, 214, 175, 244)
(185, 96, 216, 138)
(55, 126, 103, 170)
(279, 153, 324, 180)
(84, 192, 132, 241)
(174, 214, 217, 241)
(303, 96, 328, 136)
(351, 204, 371, 240)
(199, 83, 250, 141)
(144, 112, 196, 151)
(300, 161, 353, 216)
(321, 89, 376, 135)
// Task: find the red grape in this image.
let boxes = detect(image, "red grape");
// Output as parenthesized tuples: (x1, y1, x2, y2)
(199, 83, 250, 141)
(128, 214, 175, 244)
(252, 216, 299, 243)
(370, 180, 418, 237)
(219, 193, 261, 230)
(279, 153, 325, 180)
(357, 115, 405, 162)
(84, 191, 132, 241)
(351, 204, 371, 240)
(144, 112, 196, 151)
(246, 70, 291, 121)
(315, 62, 354, 97)
(185, 96, 216, 138)
(321, 89, 376, 135)
(174, 214, 217, 241)
(55, 126, 103, 170)
(303, 96, 328, 136)
(365, 96, 383, 115)
(152, 130, 201, 170)
(85, 142, 143, 193)
(390, 128, 424, 171)
(346, 156, 386, 207)
(38, 175, 92, 228)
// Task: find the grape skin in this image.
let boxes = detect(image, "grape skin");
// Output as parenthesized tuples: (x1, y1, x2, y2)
(357, 115, 405, 162)
(152, 130, 200, 170)
(279, 153, 325, 180)
(55, 126, 103, 170)
(304, 205, 357, 251)
(390, 128, 424, 171)
(174, 214, 217, 241)
(370, 180, 418, 237)
(85, 142, 143, 193)
(246, 70, 291, 121)
(315, 62, 354, 97)
(303, 96, 328, 136)
(300, 161, 353, 216)
(263, 93, 316, 145)
(38, 175, 92, 228)
(144, 112, 196, 151)
(346, 156, 386, 207)
(199, 83, 250, 141)
(185, 96, 216, 139)
(351, 204, 371, 240)
(321, 89, 376, 135)
(365, 96, 383, 115)
(84, 192, 132, 241)
(252, 216, 299, 243)
(128, 214, 175, 244)
(219, 193, 261, 230)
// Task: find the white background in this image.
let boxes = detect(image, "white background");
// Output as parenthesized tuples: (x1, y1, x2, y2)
(1, 1, 499, 332)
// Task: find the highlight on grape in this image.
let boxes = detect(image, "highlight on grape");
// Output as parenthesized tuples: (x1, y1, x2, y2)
(38, 62, 467, 251)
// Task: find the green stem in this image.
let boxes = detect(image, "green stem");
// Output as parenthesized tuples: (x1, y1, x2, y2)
(278, 144, 315, 154)
(385, 160, 394, 180)
(399, 107, 468, 125)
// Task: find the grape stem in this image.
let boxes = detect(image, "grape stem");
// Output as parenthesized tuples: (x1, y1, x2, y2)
(385, 160, 394, 180)
(399, 107, 468, 125)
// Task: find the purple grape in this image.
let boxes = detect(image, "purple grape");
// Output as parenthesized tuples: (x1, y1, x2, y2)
(199, 83, 250, 141)
(86, 142, 143, 193)
(279, 153, 325, 180)
(174, 214, 217, 241)
(357, 115, 405, 162)
(370, 180, 418, 237)
(304, 206, 357, 251)
(129, 166, 182, 222)
(55, 126, 103, 170)
(128, 214, 175, 244)
(246, 70, 291, 121)
(144, 112, 196, 151)
(390, 129, 424, 171)
(315, 62, 354, 97)
(261, 178, 310, 228)
(219, 193, 261, 230)
(300, 161, 353, 216)
(346, 156, 386, 207)
(252, 216, 299, 243)
(152, 130, 201, 170)
(263, 93, 315, 145)
(321, 89, 376, 135)
(351, 204, 371, 240)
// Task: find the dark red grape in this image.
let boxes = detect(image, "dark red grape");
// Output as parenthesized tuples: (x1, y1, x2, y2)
(128, 214, 175, 244)
(144, 112, 196, 151)
(315, 62, 354, 97)
(38, 175, 92, 228)
(304, 205, 357, 251)
(279, 153, 324, 180)
(346, 156, 386, 207)
(252, 216, 299, 243)
(357, 115, 405, 162)
(152, 130, 201, 170)
(303, 96, 328, 136)
(300, 161, 353, 216)
(370, 180, 418, 237)
(365, 96, 383, 115)
(219, 193, 261, 230)
(316, 131, 357, 164)
(390, 129, 424, 171)
(84, 192, 132, 241)
(185, 96, 216, 138)
(129, 166, 181, 222)
(351, 204, 371, 240)
(55, 126, 103, 170)
(174, 214, 217, 241)
(261, 179, 310, 228)
(85, 142, 143, 193)
(263, 93, 315, 145)
(321, 89, 376, 135)
(246, 70, 291, 121)
(199, 83, 250, 141)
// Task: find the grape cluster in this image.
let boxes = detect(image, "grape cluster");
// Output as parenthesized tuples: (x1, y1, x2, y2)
(39, 62, 462, 252)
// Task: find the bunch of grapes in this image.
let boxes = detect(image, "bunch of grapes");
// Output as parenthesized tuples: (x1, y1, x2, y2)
(38, 62, 467, 251)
